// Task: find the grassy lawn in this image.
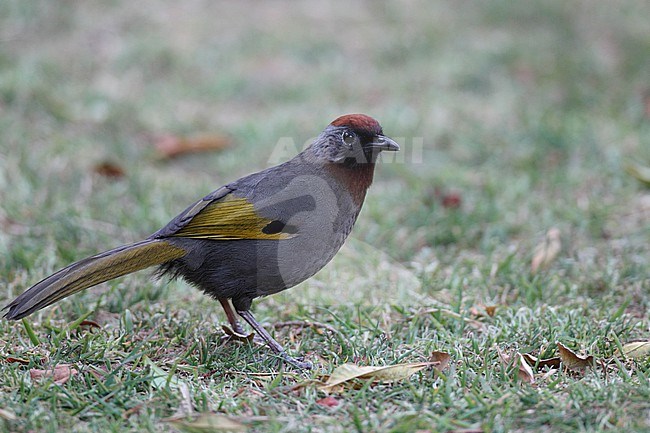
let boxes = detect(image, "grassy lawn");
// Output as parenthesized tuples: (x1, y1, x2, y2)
(1, 1, 649, 432)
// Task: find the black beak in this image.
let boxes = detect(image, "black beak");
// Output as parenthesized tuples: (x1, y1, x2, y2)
(371, 135, 400, 152)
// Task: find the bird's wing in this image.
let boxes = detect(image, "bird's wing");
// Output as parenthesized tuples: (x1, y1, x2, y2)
(152, 186, 297, 241)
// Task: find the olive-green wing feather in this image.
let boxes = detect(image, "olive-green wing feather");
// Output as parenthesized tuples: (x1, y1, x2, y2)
(155, 187, 297, 241)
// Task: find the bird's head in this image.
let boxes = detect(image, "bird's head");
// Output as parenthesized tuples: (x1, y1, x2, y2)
(309, 114, 400, 166)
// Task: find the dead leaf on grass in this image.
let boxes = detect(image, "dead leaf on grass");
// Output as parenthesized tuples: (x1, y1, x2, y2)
(316, 396, 340, 408)
(155, 134, 230, 159)
(557, 342, 594, 371)
(469, 305, 498, 318)
(441, 191, 462, 209)
(79, 320, 101, 329)
(531, 228, 561, 273)
(167, 413, 247, 432)
(430, 351, 452, 373)
(522, 353, 562, 370)
(5, 356, 30, 365)
(517, 353, 535, 384)
(497, 350, 535, 384)
(93, 161, 126, 179)
(318, 360, 436, 392)
(30, 364, 78, 385)
(615, 340, 650, 359)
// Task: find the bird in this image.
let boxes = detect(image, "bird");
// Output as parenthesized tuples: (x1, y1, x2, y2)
(3, 114, 399, 369)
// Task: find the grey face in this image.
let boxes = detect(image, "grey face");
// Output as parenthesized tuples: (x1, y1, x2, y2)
(316, 126, 400, 166)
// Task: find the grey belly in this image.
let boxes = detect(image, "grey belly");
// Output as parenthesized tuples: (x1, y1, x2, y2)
(164, 234, 346, 301)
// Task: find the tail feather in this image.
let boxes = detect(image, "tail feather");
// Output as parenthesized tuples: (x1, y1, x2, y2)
(3, 239, 186, 320)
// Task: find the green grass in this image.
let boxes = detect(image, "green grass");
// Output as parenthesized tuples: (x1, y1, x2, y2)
(1, 1, 649, 432)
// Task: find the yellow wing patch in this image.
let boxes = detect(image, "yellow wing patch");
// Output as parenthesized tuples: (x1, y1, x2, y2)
(172, 195, 296, 240)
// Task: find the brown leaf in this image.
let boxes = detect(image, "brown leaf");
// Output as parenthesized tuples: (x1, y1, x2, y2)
(316, 396, 340, 408)
(469, 305, 498, 318)
(557, 342, 594, 371)
(429, 351, 452, 373)
(615, 340, 650, 359)
(167, 413, 247, 432)
(155, 134, 230, 159)
(517, 353, 535, 384)
(441, 192, 462, 209)
(80, 320, 102, 330)
(5, 356, 30, 365)
(531, 228, 561, 273)
(318, 361, 435, 392)
(30, 364, 78, 385)
(522, 353, 561, 370)
(497, 350, 535, 383)
(93, 161, 126, 179)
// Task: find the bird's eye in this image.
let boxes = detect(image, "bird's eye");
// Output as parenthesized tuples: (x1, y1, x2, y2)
(342, 131, 356, 147)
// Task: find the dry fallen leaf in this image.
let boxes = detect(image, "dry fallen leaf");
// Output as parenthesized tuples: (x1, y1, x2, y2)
(497, 350, 535, 384)
(441, 191, 462, 209)
(30, 364, 78, 385)
(469, 305, 498, 318)
(93, 161, 126, 179)
(517, 353, 535, 384)
(557, 342, 594, 371)
(79, 320, 101, 329)
(316, 396, 340, 408)
(430, 351, 452, 373)
(5, 356, 30, 365)
(167, 413, 247, 433)
(522, 353, 562, 370)
(155, 134, 230, 159)
(318, 361, 436, 392)
(615, 340, 650, 359)
(531, 228, 561, 273)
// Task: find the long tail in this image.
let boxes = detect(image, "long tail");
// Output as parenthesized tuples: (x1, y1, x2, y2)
(3, 239, 187, 320)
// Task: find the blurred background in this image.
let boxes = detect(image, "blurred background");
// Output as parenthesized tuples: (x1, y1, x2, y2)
(1, 0, 649, 307)
(1, 0, 647, 306)
(1, 1, 649, 431)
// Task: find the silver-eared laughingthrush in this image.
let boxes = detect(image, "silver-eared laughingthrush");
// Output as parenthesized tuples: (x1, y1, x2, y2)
(3, 114, 399, 369)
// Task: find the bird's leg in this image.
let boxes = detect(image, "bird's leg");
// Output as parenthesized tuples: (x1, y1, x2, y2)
(236, 309, 312, 370)
(218, 298, 247, 335)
